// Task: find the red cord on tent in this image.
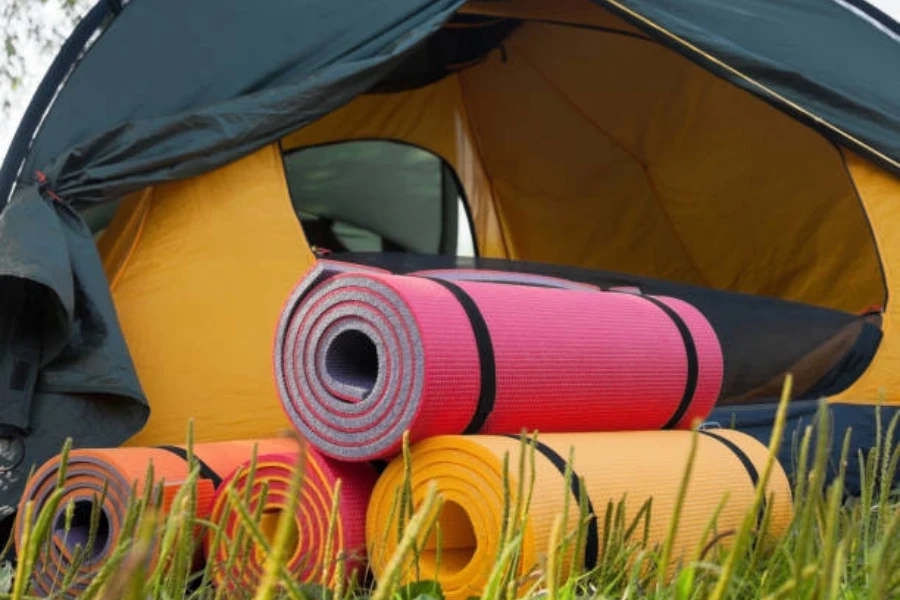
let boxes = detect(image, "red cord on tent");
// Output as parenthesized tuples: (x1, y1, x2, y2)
(34, 171, 64, 203)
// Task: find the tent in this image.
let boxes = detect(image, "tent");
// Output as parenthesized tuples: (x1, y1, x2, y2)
(2, 0, 900, 514)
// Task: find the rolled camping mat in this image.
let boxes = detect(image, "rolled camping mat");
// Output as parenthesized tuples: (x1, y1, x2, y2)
(275, 260, 724, 461)
(204, 450, 377, 593)
(15, 438, 297, 596)
(366, 431, 793, 600)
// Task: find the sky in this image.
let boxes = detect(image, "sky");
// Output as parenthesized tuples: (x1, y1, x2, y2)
(2, 0, 900, 167)
(0, 1, 74, 166)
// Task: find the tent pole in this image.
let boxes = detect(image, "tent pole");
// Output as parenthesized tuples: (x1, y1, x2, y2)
(0, 0, 115, 210)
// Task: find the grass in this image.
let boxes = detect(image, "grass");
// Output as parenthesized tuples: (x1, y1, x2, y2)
(3, 377, 900, 600)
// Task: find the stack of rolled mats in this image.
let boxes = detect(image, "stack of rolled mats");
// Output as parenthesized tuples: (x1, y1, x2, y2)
(14, 258, 795, 598)
(273, 260, 795, 598)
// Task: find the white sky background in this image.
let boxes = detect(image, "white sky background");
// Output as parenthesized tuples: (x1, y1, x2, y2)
(869, 0, 900, 18)
(0, 2, 74, 165)
(2, 0, 900, 166)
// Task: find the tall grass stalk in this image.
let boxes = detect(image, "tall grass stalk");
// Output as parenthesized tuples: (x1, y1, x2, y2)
(253, 437, 309, 600)
(707, 374, 794, 600)
(370, 482, 443, 600)
(5, 376, 900, 600)
(657, 426, 700, 588)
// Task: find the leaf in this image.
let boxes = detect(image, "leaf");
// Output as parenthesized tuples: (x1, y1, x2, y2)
(0, 561, 13, 594)
(392, 580, 444, 600)
(674, 566, 696, 600)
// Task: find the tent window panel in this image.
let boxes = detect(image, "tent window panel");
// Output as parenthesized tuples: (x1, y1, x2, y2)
(283, 140, 476, 257)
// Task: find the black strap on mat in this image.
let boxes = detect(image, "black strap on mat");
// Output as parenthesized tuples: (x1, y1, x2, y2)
(426, 278, 699, 433)
(502, 434, 599, 570)
(698, 431, 760, 488)
(156, 445, 223, 488)
(426, 278, 497, 434)
(627, 294, 700, 429)
(698, 430, 767, 529)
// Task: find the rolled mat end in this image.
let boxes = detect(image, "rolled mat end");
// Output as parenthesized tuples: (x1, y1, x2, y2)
(16, 439, 297, 597)
(205, 449, 377, 593)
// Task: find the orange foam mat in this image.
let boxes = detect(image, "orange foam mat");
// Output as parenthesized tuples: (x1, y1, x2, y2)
(366, 431, 792, 600)
(15, 438, 297, 597)
(204, 450, 377, 593)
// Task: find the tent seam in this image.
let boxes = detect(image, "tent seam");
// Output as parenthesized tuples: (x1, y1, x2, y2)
(835, 146, 889, 312)
(108, 188, 152, 292)
(511, 38, 712, 287)
(456, 71, 515, 259)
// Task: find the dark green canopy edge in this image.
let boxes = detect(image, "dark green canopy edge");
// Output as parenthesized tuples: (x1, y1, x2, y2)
(0, 0, 898, 509)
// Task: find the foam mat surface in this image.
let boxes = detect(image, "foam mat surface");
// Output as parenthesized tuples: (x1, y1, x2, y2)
(275, 260, 724, 461)
(366, 431, 793, 600)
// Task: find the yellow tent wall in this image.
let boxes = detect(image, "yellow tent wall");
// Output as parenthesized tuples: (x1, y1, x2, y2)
(833, 151, 900, 404)
(97, 145, 314, 446)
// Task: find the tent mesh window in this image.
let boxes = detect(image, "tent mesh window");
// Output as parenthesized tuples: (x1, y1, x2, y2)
(283, 140, 476, 257)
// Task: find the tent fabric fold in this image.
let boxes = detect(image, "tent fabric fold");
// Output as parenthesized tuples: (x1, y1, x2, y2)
(0, 189, 149, 513)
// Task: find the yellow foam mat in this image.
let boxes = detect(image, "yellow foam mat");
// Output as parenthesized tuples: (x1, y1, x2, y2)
(367, 431, 792, 600)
